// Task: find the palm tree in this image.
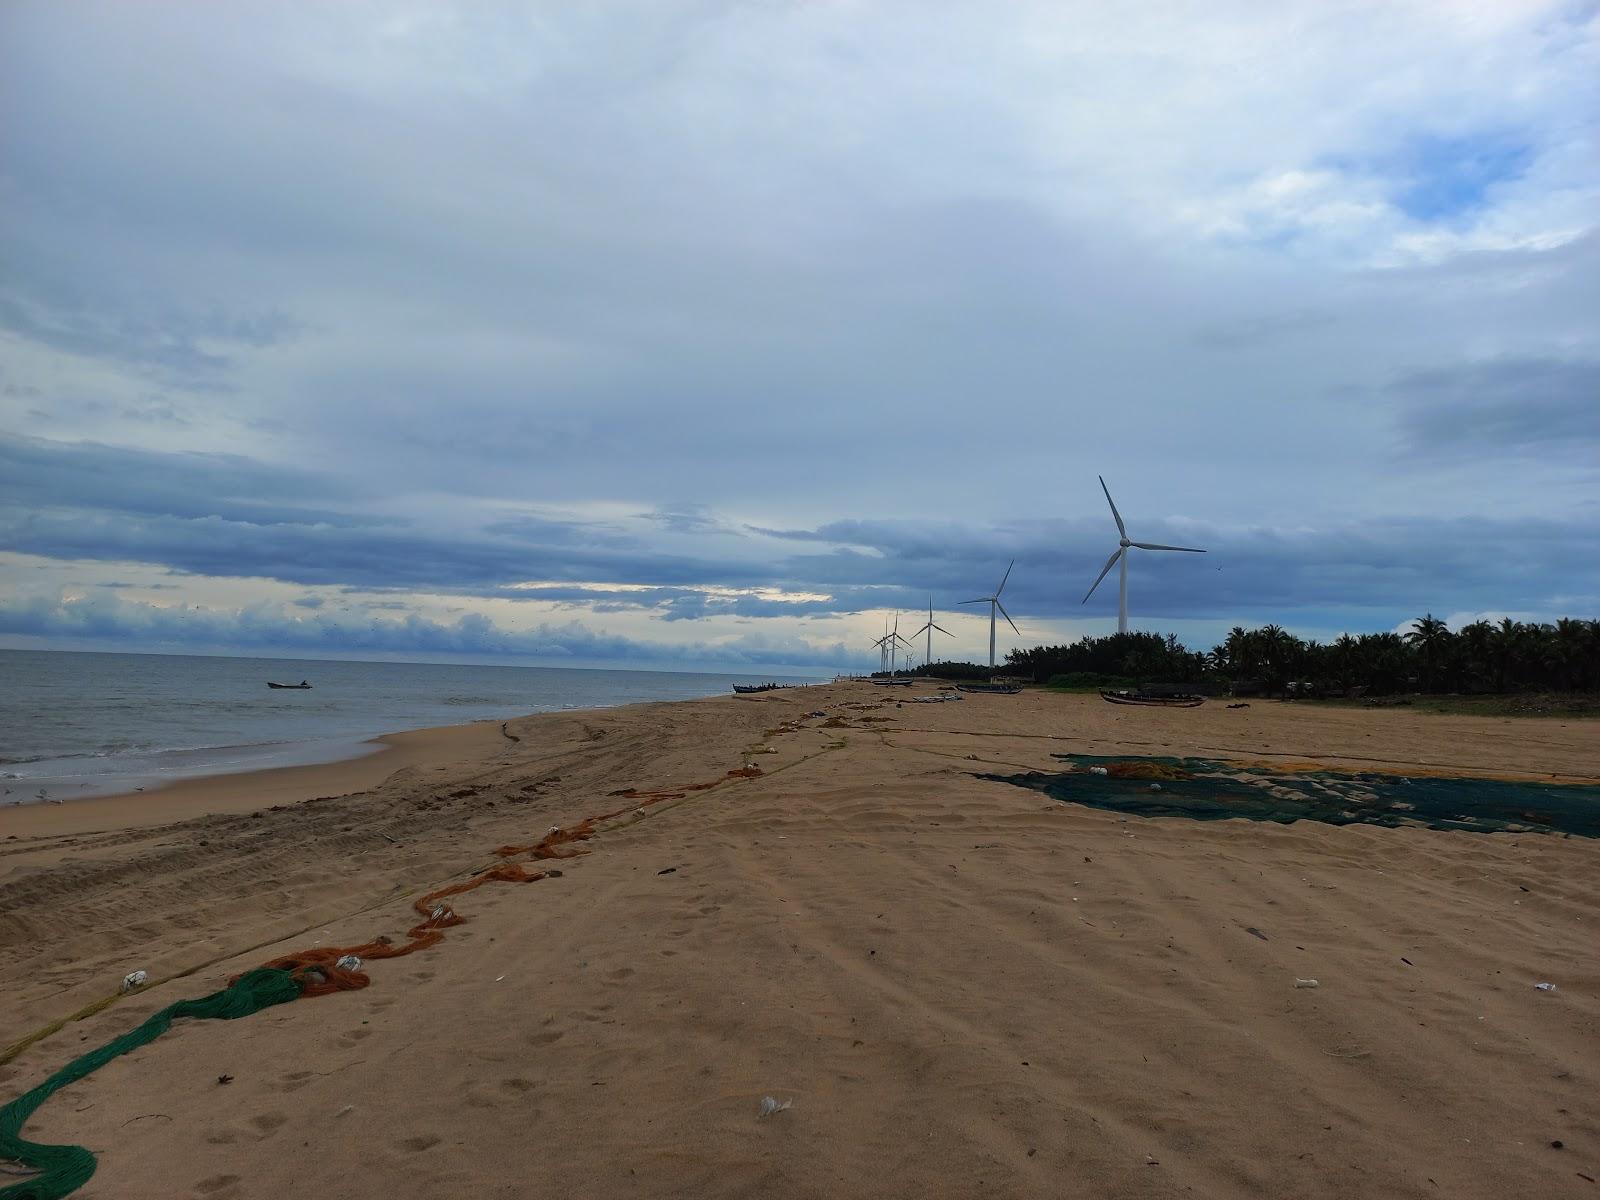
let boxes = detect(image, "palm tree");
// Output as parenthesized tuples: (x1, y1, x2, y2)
(1256, 624, 1294, 695)
(1491, 618, 1523, 692)
(1456, 620, 1494, 692)
(1553, 618, 1591, 691)
(1405, 614, 1451, 692)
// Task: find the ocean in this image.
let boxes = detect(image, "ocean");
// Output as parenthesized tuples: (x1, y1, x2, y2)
(0, 649, 816, 804)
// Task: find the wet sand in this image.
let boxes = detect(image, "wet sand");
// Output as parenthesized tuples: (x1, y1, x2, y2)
(2, 685, 1596, 1198)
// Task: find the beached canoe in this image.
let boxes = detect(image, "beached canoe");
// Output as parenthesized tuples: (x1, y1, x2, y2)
(1099, 689, 1203, 708)
(733, 683, 789, 694)
(954, 683, 1021, 694)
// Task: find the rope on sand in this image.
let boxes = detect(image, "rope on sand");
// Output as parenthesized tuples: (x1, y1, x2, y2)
(0, 969, 301, 1200)
(0, 758, 800, 1199)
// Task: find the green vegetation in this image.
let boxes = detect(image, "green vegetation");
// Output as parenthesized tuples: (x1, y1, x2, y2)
(1044, 671, 1136, 692)
(1001, 617, 1600, 703)
(896, 661, 998, 681)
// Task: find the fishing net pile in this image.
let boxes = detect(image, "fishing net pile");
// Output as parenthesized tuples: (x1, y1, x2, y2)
(984, 754, 1600, 837)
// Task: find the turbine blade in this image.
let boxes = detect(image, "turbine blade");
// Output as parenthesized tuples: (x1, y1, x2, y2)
(997, 558, 1014, 595)
(958, 597, 990, 605)
(932, 624, 954, 636)
(1081, 548, 1122, 603)
(1099, 475, 1126, 538)
(996, 600, 1020, 636)
(1131, 542, 1206, 553)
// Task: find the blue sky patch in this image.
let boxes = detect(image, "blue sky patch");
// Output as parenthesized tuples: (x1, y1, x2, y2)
(1390, 132, 1534, 222)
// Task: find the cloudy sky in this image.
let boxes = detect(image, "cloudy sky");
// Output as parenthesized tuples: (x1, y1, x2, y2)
(2, 1, 1596, 672)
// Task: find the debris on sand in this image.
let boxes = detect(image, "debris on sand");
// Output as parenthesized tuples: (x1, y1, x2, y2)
(759, 1096, 793, 1118)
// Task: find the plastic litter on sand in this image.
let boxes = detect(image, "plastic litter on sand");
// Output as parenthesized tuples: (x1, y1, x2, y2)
(759, 1096, 793, 1118)
(1294, 978, 1320, 989)
(120, 970, 148, 994)
(1534, 982, 1557, 992)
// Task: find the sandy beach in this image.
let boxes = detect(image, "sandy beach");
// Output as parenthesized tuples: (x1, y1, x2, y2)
(2, 683, 1597, 1199)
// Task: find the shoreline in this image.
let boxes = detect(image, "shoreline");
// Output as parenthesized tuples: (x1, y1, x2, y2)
(0, 718, 517, 838)
(0, 686, 820, 839)
(4, 733, 390, 805)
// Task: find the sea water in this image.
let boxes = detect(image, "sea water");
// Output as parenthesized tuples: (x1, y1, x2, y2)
(0, 649, 815, 803)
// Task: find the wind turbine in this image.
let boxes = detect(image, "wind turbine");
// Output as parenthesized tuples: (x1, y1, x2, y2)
(1082, 475, 1206, 634)
(870, 614, 912, 675)
(909, 598, 954, 667)
(887, 612, 912, 675)
(960, 561, 1020, 671)
(870, 618, 890, 674)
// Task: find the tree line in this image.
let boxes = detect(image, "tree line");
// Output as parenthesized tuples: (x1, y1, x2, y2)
(922, 616, 1600, 696)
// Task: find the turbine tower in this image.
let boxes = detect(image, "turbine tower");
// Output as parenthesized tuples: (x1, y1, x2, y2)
(960, 561, 1020, 671)
(1082, 476, 1206, 634)
(909, 598, 954, 667)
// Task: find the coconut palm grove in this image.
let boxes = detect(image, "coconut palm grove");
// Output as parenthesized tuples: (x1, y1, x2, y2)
(911, 616, 1600, 700)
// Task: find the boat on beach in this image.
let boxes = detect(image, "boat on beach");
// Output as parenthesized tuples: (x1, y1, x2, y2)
(733, 683, 789, 694)
(1099, 689, 1204, 708)
(954, 682, 1021, 694)
(870, 677, 914, 687)
(267, 680, 312, 690)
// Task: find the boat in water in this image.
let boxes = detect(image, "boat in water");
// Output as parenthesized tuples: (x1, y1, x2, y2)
(267, 680, 312, 690)
(1099, 689, 1204, 708)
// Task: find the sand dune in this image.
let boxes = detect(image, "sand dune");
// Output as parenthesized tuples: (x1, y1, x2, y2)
(2, 686, 1596, 1198)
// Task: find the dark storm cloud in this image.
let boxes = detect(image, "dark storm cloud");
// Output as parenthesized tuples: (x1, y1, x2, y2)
(1394, 357, 1600, 456)
(1, 435, 370, 528)
(5, 435, 1594, 630)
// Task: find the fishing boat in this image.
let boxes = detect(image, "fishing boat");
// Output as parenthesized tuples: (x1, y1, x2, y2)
(733, 683, 788, 694)
(267, 680, 312, 690)
(954, 683, 1021, 694)
(1099, 689, 1204, 708)
(870, 677, 914, 687)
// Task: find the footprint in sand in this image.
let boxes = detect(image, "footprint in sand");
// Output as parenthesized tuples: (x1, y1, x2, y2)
(526, 1029, 564, 1046)
(502, 1077, 537, 1092)
(606, 967, 634, 982)
(249, 1112, 287, 1136)
(401, 1134, 441, 1152)
(278, 1071, 313, 1093)
(193, 1173, 242, 1193)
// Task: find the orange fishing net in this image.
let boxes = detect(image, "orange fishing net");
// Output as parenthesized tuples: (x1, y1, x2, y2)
(253, 764, 764, 996)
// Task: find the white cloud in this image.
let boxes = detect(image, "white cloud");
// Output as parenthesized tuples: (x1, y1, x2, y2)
(1, 1, 1596, 662)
